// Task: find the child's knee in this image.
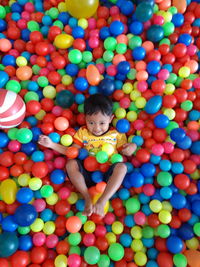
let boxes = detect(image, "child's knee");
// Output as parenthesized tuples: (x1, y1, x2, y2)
(115, 162, 127, 174)
(66, 159, 77, 172)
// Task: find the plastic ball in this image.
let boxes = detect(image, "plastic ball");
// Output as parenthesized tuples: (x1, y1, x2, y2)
(66, 216, 82, 233)
(56, 90, 74, 108)
(99, 78, 115, 96)
(0, 89, 26, 129)
(0, 232, 19, 257)
(13, 204, 37, 227)
(54, 33, 74, 49)
(108, 243, 124, 261)
(84, 246, 100, 265)
(66, 0, 99, 19)
(135, 2, 153, 22)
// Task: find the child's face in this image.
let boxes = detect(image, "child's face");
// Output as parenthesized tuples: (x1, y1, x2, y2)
(85, 112, 113, 136)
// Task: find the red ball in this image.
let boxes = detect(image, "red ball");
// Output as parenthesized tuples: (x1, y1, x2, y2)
(35, 41, 49, 56)
(30, 247, 47, 264)
(26, 100, 41, 115)
(136, 148, 150, 163)
(84, 156, 99, 172)
(157, 252, 173, 267)
(32, 162, 49, 178)
(174, 174, 190, 190)
(10, 251, 29, 267)
(55, 199, 71, 216)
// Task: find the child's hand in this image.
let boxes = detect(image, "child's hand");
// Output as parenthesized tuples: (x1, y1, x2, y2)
(121, 143, 137, 157)
(38, 135, 53, 148)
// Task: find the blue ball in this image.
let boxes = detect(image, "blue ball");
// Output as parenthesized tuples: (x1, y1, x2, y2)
(129, 21, 143, 35)
(65, 63, 79, 76)
(0, 19, 7, 31)
(170, 193, 186, 209)
(0, 132, 9, 148)
(117, 61, 131, 75)
(150, 154, 161, 164)
(191, 141, 200, 155)
(2, 55, 16, 66)
(120, 1, 134, 15)
(132, 46, 146, 60)
(42, 15, 52, 26)
(91, 171, 103, 183)
(16, 188, 34, 204)
(124, 214, 135, 227)
(0, 232, 19, 257)
(166, 236, 183, 254)
(99, 78, 115, 96)
(146, 261, 159, 267)
(132, 135, 144, 146)
(172, 13, 184, 27)
(31, 150, 45, 162)
(135, 2, 153, 22)
(21, 142, 37, 156)
(0, 71, 9, 88)
(109, 21, 124, 36)
(75, 93, 85, 104)
(128, 171, 144, 188)
(14, 204, 37, 227)
(74, 77, 88, 91)
(139, 193, 150, 204)
(76, 199, 85, 212)
(147, 25, 164, 42)
(159, 160, 171, 171)
(154, 114, 169, 128)
(78, 148, 89, 160)
(118, 188, 130, 200)
(119, 233, 132, 247)
(72, 26, 85, 39)
(140, 163, 156, 177)
(145, 95, 162, 114)
(40, 209, 53, 222)
(170, 128, 186, 142)
(192, 200, 200, 216)
(19, 235, 33, 251)
(2, 215, 18, 232)
(100, 27, 110, 40)
(177, 223, 194, 240)
(171, 162, 184, 174)
(50, 169, 66, 184)
(31, 127, 42, 142)
(57, 12, 69, 25)
(176, 136, 192, 149)
(147, 60, 161, 75)
(178, 33, 192, 46)
(189, 110, 200, 121)
(49, 132, 60, 143)
(21, 29, 30, 41)
(160, 187, 172, 199)
(147, 248, 158, 260)
(116, 119, 130, 133)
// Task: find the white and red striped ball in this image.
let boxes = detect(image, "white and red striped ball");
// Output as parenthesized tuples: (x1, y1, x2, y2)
(0, 89, 26, 129)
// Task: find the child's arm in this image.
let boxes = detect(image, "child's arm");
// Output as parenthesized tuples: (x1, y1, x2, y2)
(38, 135, 81, 155)
(121, 143, 137, 157)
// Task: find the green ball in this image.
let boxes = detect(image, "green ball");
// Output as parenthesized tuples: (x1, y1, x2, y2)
(96, 151, 108, 164)
(82, 51, 93, 63)
(181, 100, 193, 111)
(24, 91, 39, 102)
(110, 153, 123, 164)
(142, 226, 154, 238)
(193, 222, 200, 236)
(98, 254, 110, 267)
(103, 50, 114, 62)
(68, 49, 82, 64)
(128, 36, 142, 49)
(6, 80, 21, 93)
(0, 6, 6, 19)
(76, 212, 87, 224)
(163, 22, 175, 36)
(40, 185, 53, 198)
(68, 233, 81, 246)
(48, 7, 59, 19)
(7, 128, 18, 140)
(173, 254, 187, 267)
(16, 128, 33, 144)
(166, 121, 179, 134)
(56, 90, 74, 108)
(37, 76, 49, 87)
(157, 224, 171, 238)
(108, 243, 124, 261)
(112, 102, 120, 113)
(18, 226, 30, 235)
(84, 246, 100, 265)
(157, 172, 172, 186)
(127, 68, 136, 80)
(104, 37, 117, 51)
(116, 43, 127, 54)
(68, 246, 81, 255)
(125, 197, 140, 214)
(167, 73, 177, 84)
(27, 21, 40, 32)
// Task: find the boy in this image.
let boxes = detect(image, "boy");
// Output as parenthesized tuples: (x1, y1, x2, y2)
(38, 94, 136, 217)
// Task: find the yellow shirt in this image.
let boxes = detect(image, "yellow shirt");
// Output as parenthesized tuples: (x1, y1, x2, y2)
(73, 126, 127, 154)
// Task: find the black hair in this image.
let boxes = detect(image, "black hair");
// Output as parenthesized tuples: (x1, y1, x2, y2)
(84, 94, 113, 116)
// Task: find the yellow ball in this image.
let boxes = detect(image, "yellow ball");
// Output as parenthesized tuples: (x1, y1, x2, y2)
(112, 118, 118, 127)
(83, 220, 96, 233)
(130, 90, 141, 101)
(115, 107, 126, 119)
(54, 34, 74, 49)
(61, 134, 73, 146)
(43, 86, 56, 99)
(106, 232, 116, 244)
(29, 177, 42, 191)
(135, 97, 146, 109)
(102, 143, 115, 156)
(18, 174, 31, 186)
(111, 221, 124, 235)
(163, 11, 172, 22)
(126, 111, 137, 122)
(131, 239, 143, 252)
(158, 210, 172, 224)
(35, 110, 46, 120)
(162, 201, 172, 212)
(67, 192, 78, 204)
(16, 56, 27, 67)
(178, 66, 190, 78)
(186, 237, 199, 250)
(62, 75, 72, 86)
(46, 193, 58, 205)
(58, 2, 67, 12)
(30, 218, 44, 232)
(134, 251, 147, 266)
(131, 226, 142, 239)
(163, 108, 176, 120)
(78, 18, 88, 29)
(43, 221, 55, 235)
(55, 254, 67, 267)
(190, 170, 199, 180)
(122, 82, 133, 94)
(149, 200, 162, 213)
(92, 193, 109, 214)
(164, 83, 175, 95)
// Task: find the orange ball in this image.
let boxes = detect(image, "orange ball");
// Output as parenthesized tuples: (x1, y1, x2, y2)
(66, 216, 82, 233)
(66, 146, 79, 159)
(54, 117, 69, 131)
(0, 38, 12, 52)
(16, 66, 33, 80)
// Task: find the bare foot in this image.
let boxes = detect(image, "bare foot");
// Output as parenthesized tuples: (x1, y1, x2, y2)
(83, 197, 93, 216)
(93, 200, 105, 217)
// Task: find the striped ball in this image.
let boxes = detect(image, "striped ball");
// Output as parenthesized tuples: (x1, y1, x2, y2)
(0, 89, 26, 129)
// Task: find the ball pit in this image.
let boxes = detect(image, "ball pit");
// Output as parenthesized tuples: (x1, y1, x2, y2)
(0, 0, 200, 266)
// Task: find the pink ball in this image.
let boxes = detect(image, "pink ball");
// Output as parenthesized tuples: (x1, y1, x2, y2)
(151, 144, 164, 156)
(21, 11, 31, 21)
(133, 119, 145, 130)
(163, 142, 174, 154)
(107, 65, 117, 76)
(46, 234, 59, 248)
(24, 2, 35, 12)
(89, 29, 99, 38)
(17, 19, 27, 29)
(33, 233, 46, 246)
(47, 62, 55, 71)
(44, 149, 54, 161)
(8, 140, 21, 152)
(157, 69, 169, 80)
(134, 212, 146, 225)
(8, 49, 19, 58)
(190, 155, 200, 165)
(153, 15, 164, 25)
(68, 254, 81, 267)
(110, 6, 120, 16)
(187, 130, 199, 141)
(30, 55, 37, 65)
(94, 225, 107, 237)
(83, 233, 96, 247)
(39, 68, 49, 76)
(187, 44, 197, 56)
(88, 18, 96, 29)
(46, 160, 55, 173)
(193, 77, 200, 89)
(33, 199, 46, 212)
(0, 89, 26, 129)
(52, 106, 63, 116)
(120, 97, 131, 109)
(103, 212, 115, 225)
(88, 37, 99, 48)
(54, 156, 66, 169)
(143, 184, 155, 196)
(58, 187, 71, 199)
(96, 63, 105, 74)
(137, 81, 148, 92)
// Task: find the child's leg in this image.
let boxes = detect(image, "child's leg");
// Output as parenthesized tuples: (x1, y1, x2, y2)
(66, 159, 93, 216)
(93, 163, 127, 217)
